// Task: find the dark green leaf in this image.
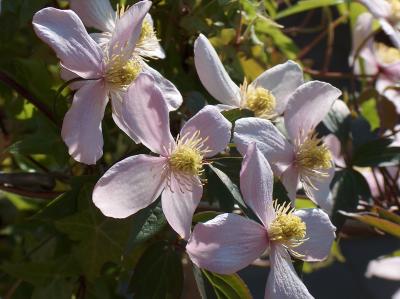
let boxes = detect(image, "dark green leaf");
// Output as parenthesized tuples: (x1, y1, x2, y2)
(352, 138, 400, 167)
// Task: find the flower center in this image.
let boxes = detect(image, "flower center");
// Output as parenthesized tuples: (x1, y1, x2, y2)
(105, 56, 142, 88)
(245, 87, 277, 118)
(268, 201, 307, 248)
(389, 0, 400, 23)
(168, 131, 208, 176)
(296, 131, 331, 172)
(375, 43, 400, 65)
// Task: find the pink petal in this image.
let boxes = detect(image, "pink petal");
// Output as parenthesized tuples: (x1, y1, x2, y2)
(161, 173, 203, 240)
(250, 60, 304, 115)
(194, 34, 241, 106)
(304, 165, 335, 213)
(285, 81, 341, 142)
(32, 8, 103, 79)
(376, 76, 400, 114)
(70, 0, 115, 32)
(122, 73, 174, 155)
(292, 209, 336, 262)
(359, 0, 391, 18)
(180, 105, 232, 157)
(234, 118, 294, 174)
(93, 154, 167, 218)
(380, 20, 400, 48)
(324, 134, 345, 168)
(265, 244, 314, 299)
(110, 91, 140, 143)
(61, 80, 108, 165)
(186, 213, 268, 274)
(109, 0, 151, 58)
(144, 66, 183, 111)
(366, 257, 400, 281)
(281, 165, 299, 202)
(240, 143, 275, 227)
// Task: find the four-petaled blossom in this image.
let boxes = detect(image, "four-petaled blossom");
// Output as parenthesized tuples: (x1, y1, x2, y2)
(187, 143, 336, 299)
(234, 81, 341, 211)
(92, 74, 231, 240)
(359, 0, 400, 48)
(351, 12, 400, 113)
(32, 1, 182, 165)
(194, 34, 304, 119)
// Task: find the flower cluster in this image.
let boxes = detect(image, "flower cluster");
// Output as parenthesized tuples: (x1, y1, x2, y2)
(32, 1, 345, 298)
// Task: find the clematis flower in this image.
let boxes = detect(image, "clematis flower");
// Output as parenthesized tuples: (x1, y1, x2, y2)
(92, 74, 231, 240)
(187, 143, 336, 299)
(194, 34, 304, 119)
(351, 12, 400, 113)
(358, 0, 400, 48)
(234, 81, 341, 211)
(366, 256, 400, 299)
(32, 2, 182, 165)
(69, 0, 165, 59)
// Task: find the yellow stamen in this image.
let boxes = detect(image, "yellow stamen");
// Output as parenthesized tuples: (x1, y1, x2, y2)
(268, 201, 307, 249)
(169, 131, 208, 176)
(105, 56, 142, 88)
(389, 0, 400, 22)
(296, 132, 331, 172)
(138, 20, 156, 45)
(245, 87, 277, 118)
(375, 43, 400, 65)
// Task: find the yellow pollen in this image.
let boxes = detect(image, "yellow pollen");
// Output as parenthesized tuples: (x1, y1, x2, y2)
(296, 132, 331, 171)
(105, 56, 142, 87)
(169, 131, 208, 176)
(375, 43, 400, 65)
(138, 21, 156, 45)
(389, 0, 400, 22)
(268, 201, 306, 245)
(245, 87, 276, 118)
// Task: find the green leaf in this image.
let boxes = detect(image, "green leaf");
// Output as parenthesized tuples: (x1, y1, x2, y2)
(129, 241, 183, 299)
(274, 0, 345, 19)
(331, 169, 372, 230)
(352, 138, 400, 167)
(201, 269, 253, 299)
(192, 211, 221, 223)
(222, 108, 253, 123)
(372, 206, 400, 225)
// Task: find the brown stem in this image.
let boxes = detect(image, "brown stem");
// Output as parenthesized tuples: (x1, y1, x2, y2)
(0, 185, 62, 199)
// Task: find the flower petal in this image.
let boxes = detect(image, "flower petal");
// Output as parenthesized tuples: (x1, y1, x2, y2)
(136, 14, 166, 59)
(110, 91, 140, 143)
(305, 165, 335, 213)
(240, 143, 275, 227)
(161, 173, 203, 240)
(234, 118, 294, 173)
(186, 213, 268, 274)
(281, 165, 299, 202)
(194, 34, 240, 106)
(61, 80, 108, 165)
(376, 76, 400, 114)
(380, 19, 400, 48)
(292, 208, 336, 262)
(144, 66, 183, 111)
(285, 81, 341, 142)
(33, 8, 103, 79)
(366, 257, 400, 281)
(109, 0, 151, 57)
(121, 73, 174, 155)
(180, 105, 232, 157)
(69, 0, 115, 32)
(93, 154, 167, 218)
(250, 60, 304, 115)
(265, 244, 314, 299)
(324, 134, 345, 168)
(359, 0, 391, 18)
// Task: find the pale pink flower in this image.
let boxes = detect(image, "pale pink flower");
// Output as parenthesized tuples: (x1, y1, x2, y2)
(234, 81, 341, 211)
(351, 12, 400, 113)
(92, 74, 231, 240)
(366, 256, 400, 299)
(359, 0, 400, 47)
(187, 143, 336, 299)
(32, 2, 182, 165)
(194, 34, 304, 119)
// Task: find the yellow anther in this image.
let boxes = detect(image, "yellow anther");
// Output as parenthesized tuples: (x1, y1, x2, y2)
(268, 201, 307, 246)
(105, 56, 142, 87)
(296, 132, 331, 171)
(245, 87, 277, 118)
(169, 131, 208, 176)
(138, 20, 156, 46)
(375, 43, 400, 65)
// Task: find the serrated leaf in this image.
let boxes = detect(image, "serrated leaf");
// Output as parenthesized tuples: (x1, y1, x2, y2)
(129, 242, 183, 299)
